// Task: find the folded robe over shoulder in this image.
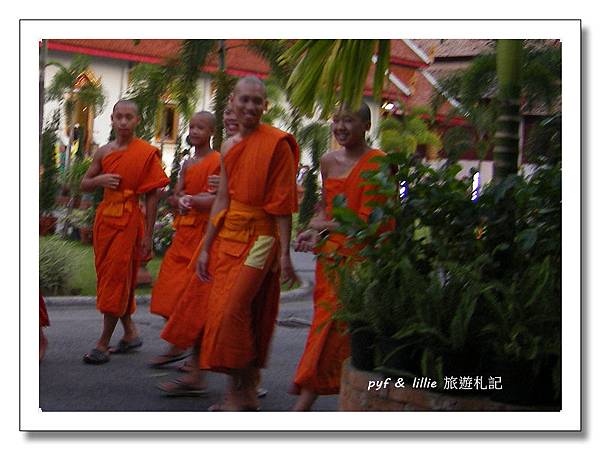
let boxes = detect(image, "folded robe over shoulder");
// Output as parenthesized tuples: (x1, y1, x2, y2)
(291, 148, 386, 395)
(198, 124, 299, 372)
(93, 138, 169, 317)
(150, 151, 220, 319)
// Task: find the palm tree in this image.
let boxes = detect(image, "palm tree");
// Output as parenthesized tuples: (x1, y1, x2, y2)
(128, 39, 294, 150)
(432, 40, 560, 180)
(46, 55, 106, 172)
(282, 39, 390, 117)
(494, 39, 523, 180)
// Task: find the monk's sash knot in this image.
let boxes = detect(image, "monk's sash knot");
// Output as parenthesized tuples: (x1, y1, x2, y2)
(217, 199, 276, 243)
(101, 189, 138, 217)
(173, 210, 210, 228)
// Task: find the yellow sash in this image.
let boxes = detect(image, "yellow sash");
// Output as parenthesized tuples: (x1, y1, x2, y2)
(101, 189, 138, 217)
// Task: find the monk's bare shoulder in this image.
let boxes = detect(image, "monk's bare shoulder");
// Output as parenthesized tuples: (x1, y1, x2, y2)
(319, 150, 338, 180)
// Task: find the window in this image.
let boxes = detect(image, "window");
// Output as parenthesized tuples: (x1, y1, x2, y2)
(156, 103, 178, 143)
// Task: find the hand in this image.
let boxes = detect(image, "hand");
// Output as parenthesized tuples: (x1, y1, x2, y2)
(139, 235, 153, 262)
(178, 194, 193, 213)
(293, 229, 319, 253)
(195, 249, 211, 282)
(97, 173, 121, 190)
(207, 175, 220, 193)
(280, 253, 299, 288)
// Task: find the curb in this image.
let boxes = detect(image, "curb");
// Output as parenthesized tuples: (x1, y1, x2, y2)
(45, 278, 314, 307)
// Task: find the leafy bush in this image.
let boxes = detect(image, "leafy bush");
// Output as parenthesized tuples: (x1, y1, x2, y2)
(333, 152, 561, 406)
(153, 205, 174, 256)
(39, 236, 74, 295)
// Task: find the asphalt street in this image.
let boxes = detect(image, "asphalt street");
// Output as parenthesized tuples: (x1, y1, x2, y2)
(39, 251, 339, 412)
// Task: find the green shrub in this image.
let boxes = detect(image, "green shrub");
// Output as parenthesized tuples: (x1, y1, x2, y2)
(39, 236, 74, 295)
(333, 152, 561, 406)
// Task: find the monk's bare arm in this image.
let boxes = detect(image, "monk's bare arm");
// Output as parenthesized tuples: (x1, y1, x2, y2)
(308, 153, 339, 232)
(189, 193, 217, 211)
(80, 145, 122, 191)
(276, 214, 299, 285)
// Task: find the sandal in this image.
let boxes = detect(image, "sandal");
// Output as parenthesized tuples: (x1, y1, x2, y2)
(176, 360, 194, 373)
(109, 337, 143, 354)
(83, 348, 110, 365)
(158, 378, 209, 397)
(148, 351, 190, 368)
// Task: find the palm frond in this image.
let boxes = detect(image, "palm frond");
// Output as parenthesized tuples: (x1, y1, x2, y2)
(173, 40, 217, 121)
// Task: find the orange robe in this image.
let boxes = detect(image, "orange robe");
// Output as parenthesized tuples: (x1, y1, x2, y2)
(93, 138, 169, 317)
(198, 124, 299, 372)
(150, 152, 220, 319)
(291, 149, 386, 395)
(39, 295, 49, 327)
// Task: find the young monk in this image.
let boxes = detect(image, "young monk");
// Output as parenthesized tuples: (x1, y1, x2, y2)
(290, 103, 386, 411)
(194, 76, 300, 411)
(80, 99, 169, 364)
(149, 112, 220, 322)
(147, 113, 220, 388)
(150, 102, 238, 372)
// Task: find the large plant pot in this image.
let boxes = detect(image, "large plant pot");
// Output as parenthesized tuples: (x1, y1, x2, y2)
(375, 336, 420, 375)
(484, 357, 560, 408)
(339, 359, 545, 411)
(39, 215, 57, 236)
(350, 326, 376, 371)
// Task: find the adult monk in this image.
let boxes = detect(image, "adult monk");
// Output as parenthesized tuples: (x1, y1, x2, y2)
(290, 103, 386, 410)
(149, 111, 219, 321)
(195, 76, 300, 411)
(80, 99, 169, 365)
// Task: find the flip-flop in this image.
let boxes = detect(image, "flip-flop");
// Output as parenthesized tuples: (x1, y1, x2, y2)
(256, 387, 268, 398)
(148, 351, 191, 368)
(176, 360, 194, 373)
(109, 337, 143, 354)
(158, 378, 209, 397)
(83, 348, 110, 365)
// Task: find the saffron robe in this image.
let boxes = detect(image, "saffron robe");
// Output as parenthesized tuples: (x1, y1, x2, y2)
(291, 149, 385, 395)
(150, 152, 220, 319)
(93, 138, 169, 317)
(197, 124, 299, 372)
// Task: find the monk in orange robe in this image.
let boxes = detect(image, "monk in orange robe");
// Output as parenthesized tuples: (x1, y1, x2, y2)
(39, 295, 49, 361)
(194, 77, 299, 410)
(80, 99, 169, 365)
(291, 103, 386, 410)
(150, 111, 219, 321)
(149, 103, 232, 367)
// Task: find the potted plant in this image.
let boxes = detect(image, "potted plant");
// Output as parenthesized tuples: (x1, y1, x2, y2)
(332, 151, 561, 410)
(68, 207, 95, 244)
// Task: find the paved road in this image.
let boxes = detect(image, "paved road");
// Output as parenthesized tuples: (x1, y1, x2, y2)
(39, 252, 339, 412)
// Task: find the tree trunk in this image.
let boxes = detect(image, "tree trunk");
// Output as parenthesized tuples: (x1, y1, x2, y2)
(493, 39, 523, 180)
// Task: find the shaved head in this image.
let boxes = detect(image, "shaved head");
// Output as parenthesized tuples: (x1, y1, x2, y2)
(339, 102, 371, 123)
(234, 76, 266, 98)
(113, 99, 139, 115)
(192, 111, 216, 130)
